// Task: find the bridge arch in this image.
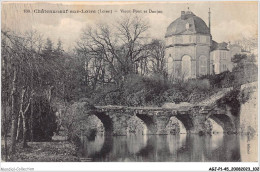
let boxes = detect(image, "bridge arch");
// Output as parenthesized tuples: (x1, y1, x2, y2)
(207, 113, 235, 134)
(127, 115, 147, 134)
(207, 118, 223, 133)
(135, 113, 157, 134)
(91, 112, 113, 133)
(175, 114, 194, 133)
(166, 116, 187, 134)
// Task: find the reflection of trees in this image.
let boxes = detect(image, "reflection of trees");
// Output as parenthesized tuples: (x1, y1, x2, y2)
(204, 135, 241, 162)
(221, 135, 240, 161)
(80, 134, 105, 157)
(175, 135, 240, 162)
(91, 135, 113, 161)
(136, 136, 155, 157)
(136, 135, 171, 162)
(80, 134, 241, 162)
(167, 134, 186, 158)
(127, 134, 148, 154)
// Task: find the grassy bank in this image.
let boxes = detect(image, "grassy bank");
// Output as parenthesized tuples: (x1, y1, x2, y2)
(1, 135, 80, 162)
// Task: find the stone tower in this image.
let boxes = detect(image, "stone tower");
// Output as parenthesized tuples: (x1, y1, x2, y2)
(165, 10, 212, 79)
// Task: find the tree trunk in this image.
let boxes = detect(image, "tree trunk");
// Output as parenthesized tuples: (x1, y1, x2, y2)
(22, 100, 31, 148)
(3, 102, 8, 161)
(21, 88, 31, 148)
(29, 59, 34, 142)
(16, 113, 22, 141)
(2, 54, 9, 161)
(17, 88, 26, 140)
(22, 113, 28, 148)
(10, 67, 19, 158)
(30, 100, 34, 141)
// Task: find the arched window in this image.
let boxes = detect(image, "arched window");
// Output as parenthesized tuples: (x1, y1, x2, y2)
(167, 54, 174, 75)
(182, 55, 192, 79)
(199, 55, 207, 75)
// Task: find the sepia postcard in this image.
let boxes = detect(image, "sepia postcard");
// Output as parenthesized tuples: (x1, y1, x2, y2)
(1, 1, 259, 171)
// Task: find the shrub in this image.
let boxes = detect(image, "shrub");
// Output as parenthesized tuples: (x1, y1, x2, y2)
(95, 74, 171, 106)
(162, 88, 188, 103)
(185, 79, 210, 92)
(200, 71, 233, 88)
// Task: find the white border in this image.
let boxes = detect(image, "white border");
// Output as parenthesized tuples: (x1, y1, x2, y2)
(0, 0, 259, 171)
(1, 162, 260, 171)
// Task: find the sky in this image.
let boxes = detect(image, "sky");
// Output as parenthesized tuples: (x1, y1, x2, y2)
(2, 1, 258, 50)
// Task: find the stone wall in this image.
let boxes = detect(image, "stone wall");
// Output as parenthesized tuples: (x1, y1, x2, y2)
(239, 86, 258, 135)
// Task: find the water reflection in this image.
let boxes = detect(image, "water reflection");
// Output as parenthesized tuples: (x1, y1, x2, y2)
(127, 134, 148, 154)
(79, 133, 257, 162)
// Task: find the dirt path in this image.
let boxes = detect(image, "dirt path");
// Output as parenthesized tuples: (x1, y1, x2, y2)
(1, 136, 80, 162)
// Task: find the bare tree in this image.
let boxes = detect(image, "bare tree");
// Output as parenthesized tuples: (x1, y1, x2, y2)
(234, 35, 258, 53)
(1, 30, 63, 159)
(76, 15, 150, 89)
(1, 31, 22, 158)
(147, 39, 166, 76)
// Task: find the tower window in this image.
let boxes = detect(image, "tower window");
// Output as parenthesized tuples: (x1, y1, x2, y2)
(186, 23, 190, 30)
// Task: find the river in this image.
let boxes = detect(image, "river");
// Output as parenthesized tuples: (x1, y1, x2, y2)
(79, 133, 258, 162)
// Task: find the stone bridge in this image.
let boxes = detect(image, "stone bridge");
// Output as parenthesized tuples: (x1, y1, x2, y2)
(89, 103, 234, 135)
(83, 83, 257, 136)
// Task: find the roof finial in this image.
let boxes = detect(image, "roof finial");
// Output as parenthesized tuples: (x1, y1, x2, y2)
(208, 7, 211, 34)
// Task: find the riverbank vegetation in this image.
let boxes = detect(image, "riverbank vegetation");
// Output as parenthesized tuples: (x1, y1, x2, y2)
(1, 16, 257, 161)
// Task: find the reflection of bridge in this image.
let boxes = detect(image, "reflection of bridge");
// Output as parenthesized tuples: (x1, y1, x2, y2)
(80, 134, 241, 162)
(85, 87, 241, 135)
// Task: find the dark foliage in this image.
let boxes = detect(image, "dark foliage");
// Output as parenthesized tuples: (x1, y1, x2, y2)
(216, 90, 241, 117)
(94, 74, 170, 106)
(30, 96, 57, 141)
(200, 62, 257, 89)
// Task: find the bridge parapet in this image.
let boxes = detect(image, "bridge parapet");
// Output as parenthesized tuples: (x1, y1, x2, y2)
(95, 105, 192, 115)
(196, 87, 233, 107)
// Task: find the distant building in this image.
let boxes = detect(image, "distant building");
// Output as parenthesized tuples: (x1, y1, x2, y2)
(165, 9, 248, 79)
(210, 42, 250, 74)
(210, 42, 233, 74)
